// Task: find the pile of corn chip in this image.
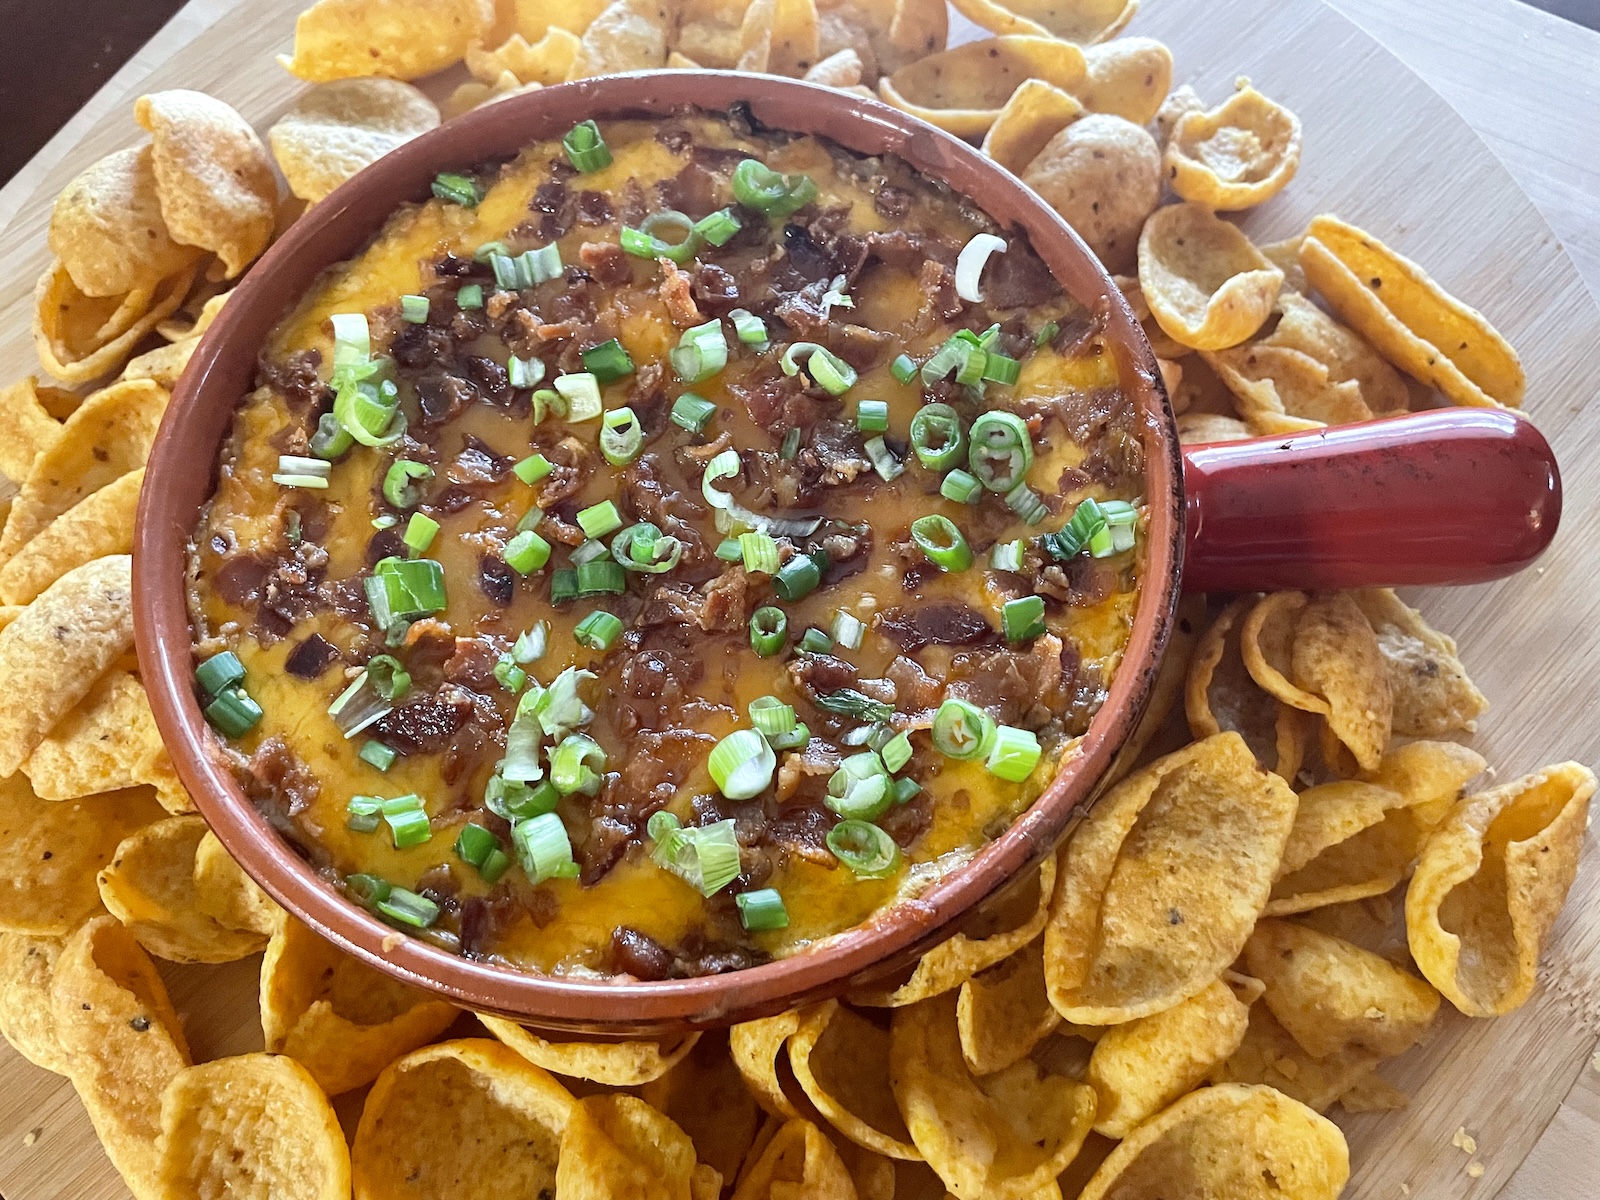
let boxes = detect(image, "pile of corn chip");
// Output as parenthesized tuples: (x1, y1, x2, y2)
(0, 1, 1590, 1198)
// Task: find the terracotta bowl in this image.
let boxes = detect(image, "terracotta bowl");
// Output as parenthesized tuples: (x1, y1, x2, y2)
(135, 71, 1559, 1034)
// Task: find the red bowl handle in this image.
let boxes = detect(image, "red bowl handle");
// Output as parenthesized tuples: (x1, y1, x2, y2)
(1180, 409, 1561, 593)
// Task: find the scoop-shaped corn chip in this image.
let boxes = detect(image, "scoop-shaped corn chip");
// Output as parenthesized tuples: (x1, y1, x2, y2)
(136, 90, 277, 278)
(0, 555, 137, 778)
(353, 1038, 572, 1200)
(890, 992, 1095, 1200)
(567, 0, 672, 78)
(731, 1009, 812, 1118)
(642, 1031, 763, 1185)
(1085, 974, 1256, 1139)
(1185, 597, 1305, 780)
(52, 915, 190, 1197)
(123, 290, 230, 388)
(496, 0, 611, 43)
(1138, 202, 1283, 351)
(1021, 114, 1159, 273)
(467, 27, 582, 83)
(193, 831, 281, 937)
(853, 857, 1055, 1007)
(281, 0, 496, 81)
(263, 917, 458, 1096)
(0, 933, 72, 1073)
(1078, 1083, 1348, 1199)
(950, 0, 1136, 43)
(0, 775, 163, 935)
(957, 937, 1062, 1074)
(98, 815, 268, 963)
(804, 47, 864, 88)
(816, 0, 946, 83)
(879, 36, 1087, 139)
(1044, 732, 1297, 1024)
(1241, 591, 1392, 772)
(1204, 343, 1371, 434)
(1264, 291, 1409, 414)
(1210, 1007, 1377, 1112)
(557, 1093, 719, 1200)
(1244, 919, 1439, 1060)
(444, 70, 540, 118)
(480, 1012, 698, 1085)
(0, 468, 142, 606)
(1268, 741, 1485, 915)
(737, 0, 821, 76)
(981, 80, 1083, 177)
(731, 1117, 857, 1200)
(157, 1054, 350, 1200)
(1354, 589, 1488, 737)
(49, 146, 202, 299)
(789, 1000, 919, 1158)
(1, 380, 165, 566)
(1296, 893, 1408, 961)
(1153, 83, 1204, 148)
(1299, 214, 1525, 408)
(674, 0, 751, 69)
(34, 258, 196, 386)
(1166, 84, 1302, 210)
(1176, 410, 1252, 444)
(269, 79, 440, 204)
(1406, 762, 1594, 1016)
(1076, 38, 1171, 124)
(0, 378, 64, 495)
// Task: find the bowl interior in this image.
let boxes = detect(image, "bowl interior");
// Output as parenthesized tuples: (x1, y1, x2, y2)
(134, 71, 1183, 1033)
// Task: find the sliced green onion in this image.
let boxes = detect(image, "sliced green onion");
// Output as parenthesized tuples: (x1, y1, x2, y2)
(715, 537, 743, 562)
(671, 392, 717, 434)
(479, 847, 512, 883)
(769, 722, 810, 752)
(798, 627, 834, 655)
(309, 413, 353, 461)
(383, 795, 431, 849)
(431, 172, 481, 206)
(1035, 320, 1059, 348)
(599, 406, 644, 466)
(826, 819, 901, 878)
(738, 531, 779, 575)
(856, 399, 889, 433)
(732, 159, 818, 219)
(650, 814, 742, 896)
(827, 751, 892, 821)
(781, 342, 856, 396)
(982, 352, 1021, 386)
(372, 514, 398, 530)
(919, 336, 965, 387)
(514, 453, 553, 485)
(346, 873, 391, 906)
(709, 729, 776, 800)
(332, 376, 403, 450)
(204, 688, 262, 737)
(579, 539, 617, 569)
(551, 733, 606, 795)
(400, 294, 429, 323)
(454, 822, 499, 869)
(1041, 498, 1108, 561)
(575, 559, 626, 596)
(750, 607, 788, 657)
(504, 529, 552, 575)
(670, 319, 729, 384)
(366, 655, 411, 702)
(574, 610, 624, 651)
(813, 689, 893, 722)
(549, 569, 578, 605)
(693, 207, 742, 247)
(779, 427, 801, 460)
(555, 372, 604, 422)
(911, 514, 972, 573)
(940, 469, 982, 504)
(932, 698, 996, 761)
(1002, 595, 1047, 644)
(331, 312, 370, 366)
(909, 403, 967, 471)
(494, 656, 527, 694)
(892, 776, 922, 805)
(729, 308, 768, 347)
(517, 508, 543, 534)
(196, 652, 245, 697)
(864, 436, 903, 481)
(583, 339, 635, 384)
(1005, 481, 1049, 526)
(513, 623, 549, 664)
(512, 812, 581, 884)
(1087, 524, 1115, 558)
(564, 120, 612, 172)
(272, 454, 332, 489)
(376, 886, 440, 928)
(508, 355, 545, 390)
(612, 523, 683, 574)
(528, 243, 564, 284)
(346, 795, 383, 833)
(772, 552, 823, 601)
(487, 776, 559, 822)
(830, 610, 864, 651)
(881, 730, 914, 773)
(890, 354, 918, 385)
(383, 460, 432, 508)
(532, 388, 568, 423)
(987, 725, 1042, 782)
(576, 500, 623, 539)
(968, 411, 1034, 492)
(367, 554, 449, 634)
(328, 671, 390, 738)
(749, 696, 797, 738)
(403, 513, 438, 556)
(736, 888, 789, 931)
(456, 283, 484, 310)
(955, 233, 1008, 303)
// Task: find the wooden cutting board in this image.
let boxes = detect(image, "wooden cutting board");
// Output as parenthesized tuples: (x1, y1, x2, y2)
(0, 2, 1596, 1197)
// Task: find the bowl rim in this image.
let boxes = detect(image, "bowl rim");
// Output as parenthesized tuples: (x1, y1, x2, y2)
(134, 70, 1184, 1033)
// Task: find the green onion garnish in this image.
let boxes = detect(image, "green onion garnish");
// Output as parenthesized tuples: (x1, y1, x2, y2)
(892, 776, 922, 805)
(826, 819, 901, 878)
(403, 513, 438, 556)
(798, 627, 834, 655)
(272, 455, 332, 490)
(629, 209, 701, 264)
(729, 308, 768, 347)
(431, 172, 481, 206)
(487, 776, 560, 822)
(574, 559, 626, 596)
(554, 372, 603, 422)
(769, 722, 810, 752)
(375, 886, 439, 928)
(881, 730, 913, 773)
(532, 389, 567, 424)
(982, 352, 1021, 386)
(780, 342, 856, 396)
(474, 241, 509, 264)
(551, 733, 606, 795)
(864, 436, 903, 482)
(454, 822, 500, 869)
(968, 411, 1034, 493)
(750, 607, 788, 657)
(909, 403, 967, 471)
(508, 355, 545, 390)
(574, 610, 624, 651)
(310, 413, 353, 461)
(890, 354, 918, 385)
(328, 670, 391, 738)
(196, 652, 245, 697)
(346, 873, 391, 905)
(670, 319, 729, 384)
(932, 698, 997, 761)
(1005, 481, 1049, 526)
(749, 696, 797, 738)
(512, 812, 581, 884)
(576, 500, 623, 540)
(738, 531, 779, 575)
(583, 338, 635, 384)
(649, 813, 742, 896)
(346, 795, 383, 833)
(504, 529, 552, 575)
(772, 552, 824, 601)
(514, 453, 553, 485)
(563, 120, 612, 173)
(827, 751, 893, 820)
(856, 399, 889, 434)
(599, 406, 644, 466)
(612, 523, 683, 574)
(1002, 595, 1047, 644)
(715, 537, 743, 562)
(1040, 498, 1108, 562)
(456, 283, 483, 310)
(736, 887, 789, 931)
(383, 460, 432, 509)
(514, 623, 549, 664)
(910, 514, 972, 573)
(1036, 321, 1060, 348)
(986, 725, 1042, 782)
(671, 392, 717, 434)
(399, 294, 429, 324)
(731, 158, 818, 219)
(204, 688, 262, 737)
(479, 848, 512, 884)
(779, 427, 801, 460)
(813, 689, 894, 722)
(940, 469, 982, 504)
(382, 794, 431, 849)
(709, 729, 776, 800)
(830, 610, 865, 651)
(366, 654, 411, 702)
(494, 655, 527, 694)
(693, 207, 742, 247)
(365, 556, 446, 638)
